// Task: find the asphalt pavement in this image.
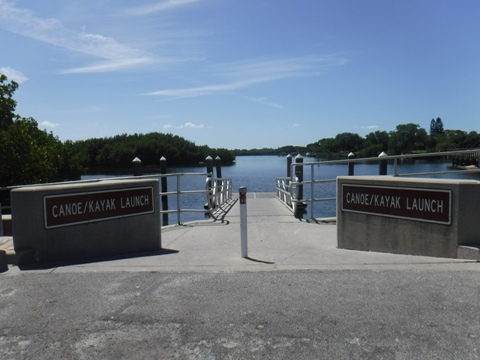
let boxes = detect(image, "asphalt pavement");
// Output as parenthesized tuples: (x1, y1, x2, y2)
(1, 193, 480, 359)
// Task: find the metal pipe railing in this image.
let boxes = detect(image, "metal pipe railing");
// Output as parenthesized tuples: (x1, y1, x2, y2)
(205, 178, 234, 222)
(157, 173, 233, 225)
(1, 172, 233, 227)
(276, 149, 480, 220)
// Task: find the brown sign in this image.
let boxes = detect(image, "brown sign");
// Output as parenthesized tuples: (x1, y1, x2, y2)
(44, 186, 155, 229)
(341, 184, 452, 224)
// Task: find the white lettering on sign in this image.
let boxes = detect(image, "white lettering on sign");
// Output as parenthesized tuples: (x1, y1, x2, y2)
(341, 184, 452, 225)
(346, 192, 369, 205)
(406, 197, 444, 213)
(87, 198, 116, 213)
(370, 194, 401, 209)
(346, 192, 402, 209)
(121, 195, 149, 209)
(52, 199, 117, 218)
(44, 186, 155, 229)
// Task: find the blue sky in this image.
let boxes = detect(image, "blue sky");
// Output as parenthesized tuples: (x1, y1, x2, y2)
(1, 0, 479, 150)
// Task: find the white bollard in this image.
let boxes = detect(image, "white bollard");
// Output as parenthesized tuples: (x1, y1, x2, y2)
(239, 186, 248, 258)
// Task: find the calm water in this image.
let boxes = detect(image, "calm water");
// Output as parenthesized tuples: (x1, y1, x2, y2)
(82, 155, 480, 223)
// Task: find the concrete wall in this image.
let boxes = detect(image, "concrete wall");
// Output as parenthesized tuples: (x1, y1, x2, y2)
(1, 214, 12, 236)
(11, 179, 161, 265)
(337, 176, 480, 258)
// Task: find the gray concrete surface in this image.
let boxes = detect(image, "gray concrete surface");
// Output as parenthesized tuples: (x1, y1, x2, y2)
(1, 193, 480, 359)
(337, 176, 480, 258)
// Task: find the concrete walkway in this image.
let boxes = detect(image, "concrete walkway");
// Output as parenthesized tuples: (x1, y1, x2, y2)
(2, 193, 478, 274)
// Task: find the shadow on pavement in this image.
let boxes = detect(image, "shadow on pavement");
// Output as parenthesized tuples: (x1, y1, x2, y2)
(16, 248, 179, 271)
(245, 256, 275, 265)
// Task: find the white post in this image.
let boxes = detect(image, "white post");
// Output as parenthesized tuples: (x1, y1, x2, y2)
(239, 186, 248, 258)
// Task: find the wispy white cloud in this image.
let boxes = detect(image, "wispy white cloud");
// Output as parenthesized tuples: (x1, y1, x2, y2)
(39, 121, 60, 129)
(184, 122, 204, 128)
(246, 97, 283, 109)
(213, 56, 347, 80)
(361, 125, 380, 130)
(0, 67, 28, 83)
(147, 77, 276, 98)
(163, 123, 176, 129)
(61, 58, 156, 74)
(122, 0, 201, 16)
(146, 55, 348, 99)
(290, 123, 301, 128)
(163, 121, 204, 129)
(0, 0, 156, 73)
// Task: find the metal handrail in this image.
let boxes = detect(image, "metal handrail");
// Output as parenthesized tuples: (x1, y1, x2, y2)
(205, 177, 234, 222)
(1, 172, 233, 227)
(275, 178, 293, 208)
(276, 149, 480, 220)
(156, 172, 233, 225)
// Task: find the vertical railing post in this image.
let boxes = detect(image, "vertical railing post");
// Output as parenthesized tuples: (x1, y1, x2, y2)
(206, 155, 214, 175)
(393, 158, 399, 177)
(215, 156, 223, 205)
(176, 175, 181, 225)
(132, 157, 142, 176)
(295, 154, 304, 200)
(294, 154, 305, 219)
(215, 156, 222, 179)
(206, 156, 214, 210)
(286, 154, 293, 209)
(287, 154, 292, 178)
(310, 163, 315, 220)
(239, 186, 248, 258)
(378, 151, 388, 175)
(348, 152, 355, 176)
(160, 156, 169, 226)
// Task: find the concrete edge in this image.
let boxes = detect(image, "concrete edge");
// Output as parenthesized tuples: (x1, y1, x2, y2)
(1, 214, 12, 236)
(457, 245, 480, 261)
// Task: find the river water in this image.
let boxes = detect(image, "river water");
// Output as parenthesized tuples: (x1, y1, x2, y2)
(82, 155, 480, 223)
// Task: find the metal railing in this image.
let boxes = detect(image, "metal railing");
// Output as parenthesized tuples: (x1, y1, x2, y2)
(276, 149, 480, 220)
(208, 178, 233, 213)
(0, 173, 233, 227)
(158, 172, 233, 226)
(276, 177, 294, 209)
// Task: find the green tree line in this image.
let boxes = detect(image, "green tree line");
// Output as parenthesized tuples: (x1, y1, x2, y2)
(236, 120, 480, 158)
(75, 133, 234, 170)
(235, 145, 304, 156)
(306, 120, 480, 158)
